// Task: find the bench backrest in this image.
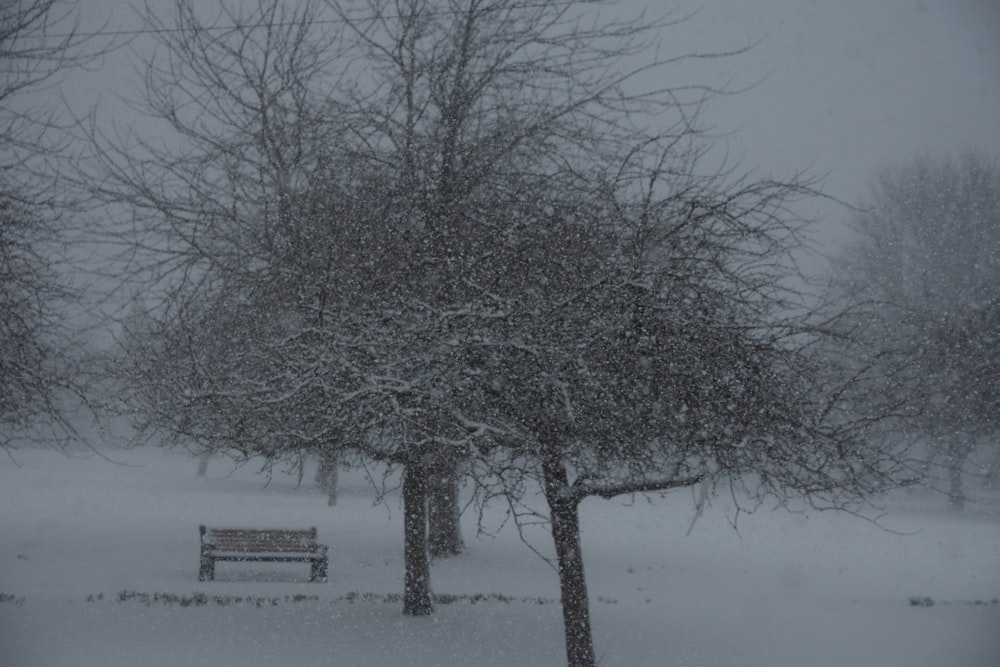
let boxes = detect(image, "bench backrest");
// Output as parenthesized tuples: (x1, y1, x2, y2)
(201, 526, 320, 553)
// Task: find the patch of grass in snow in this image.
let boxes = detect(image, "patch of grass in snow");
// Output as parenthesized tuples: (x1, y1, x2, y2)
(0, 593, 26, 606)
(908, 596, 999, 608)
(340, 591, 560, 605)
(99, 590, 623, 607)
(432, 592, 556, 605)
(968, 598, 1000, 606)
(94, 590, 1000, 610)
(111, 591, 320, 607)
(338, 592, 615, 606)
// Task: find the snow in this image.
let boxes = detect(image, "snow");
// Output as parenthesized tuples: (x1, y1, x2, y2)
(2, 445, 999, 666)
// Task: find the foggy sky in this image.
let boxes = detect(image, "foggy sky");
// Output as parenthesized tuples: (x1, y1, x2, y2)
(656, 0, 1000, 247)
(56, 0, 1000, 251)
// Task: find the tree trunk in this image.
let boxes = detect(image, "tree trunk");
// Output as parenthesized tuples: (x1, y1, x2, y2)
(402, 461, 433, 615)
(428, 458, 463, 558)
(295, 455, 306, 486)
(542, 457, 596, 667)
(197, 451, 210, 478)
(984, 446, 1000, 490)
(316, 448, 339, 506)
(947, 437, 972, 510)
(948, 460, 965, 510)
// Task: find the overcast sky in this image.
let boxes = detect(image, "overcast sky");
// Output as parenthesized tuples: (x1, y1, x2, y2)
(657, 0, 1000, 244)
(61, 0, 1000, 251)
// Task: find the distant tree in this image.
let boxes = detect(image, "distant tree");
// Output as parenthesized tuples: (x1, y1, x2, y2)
(427, 458, 464, 557)
(833, 154, 1000, 507)
(1, 0, 110, 452)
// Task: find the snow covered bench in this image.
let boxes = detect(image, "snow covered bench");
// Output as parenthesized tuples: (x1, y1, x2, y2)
(198, 526, 328, 582)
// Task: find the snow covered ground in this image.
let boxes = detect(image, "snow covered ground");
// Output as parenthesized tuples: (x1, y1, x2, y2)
(2, 444, 998, 667)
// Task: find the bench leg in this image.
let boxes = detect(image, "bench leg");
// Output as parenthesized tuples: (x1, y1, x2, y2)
(311, 557, 328, 583)
(199, 555, 215, 582)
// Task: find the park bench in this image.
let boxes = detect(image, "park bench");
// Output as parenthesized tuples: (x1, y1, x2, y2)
(198, 525, 328, 582)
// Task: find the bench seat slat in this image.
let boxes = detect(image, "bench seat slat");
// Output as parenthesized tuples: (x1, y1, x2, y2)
(209, 552, 327, 561)
(207, 542, 322, 553)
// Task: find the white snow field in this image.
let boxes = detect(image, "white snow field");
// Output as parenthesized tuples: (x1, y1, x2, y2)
(2, 444, 998, 667)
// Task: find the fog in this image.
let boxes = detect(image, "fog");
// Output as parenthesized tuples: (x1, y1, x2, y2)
(661, 0, 1000, 239)
(54, 0, 1000, 249)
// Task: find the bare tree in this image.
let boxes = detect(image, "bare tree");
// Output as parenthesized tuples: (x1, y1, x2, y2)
(88, 0, 454, 613)
(90, 2, 914, 664)
(93, 0, 712, 615)
(833, 153, 1000, 508)
(1, 0, 111, 453)
(428, 144, 917, 666)
(303, 0, 741, 617)
(302, 4, 910, 663)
